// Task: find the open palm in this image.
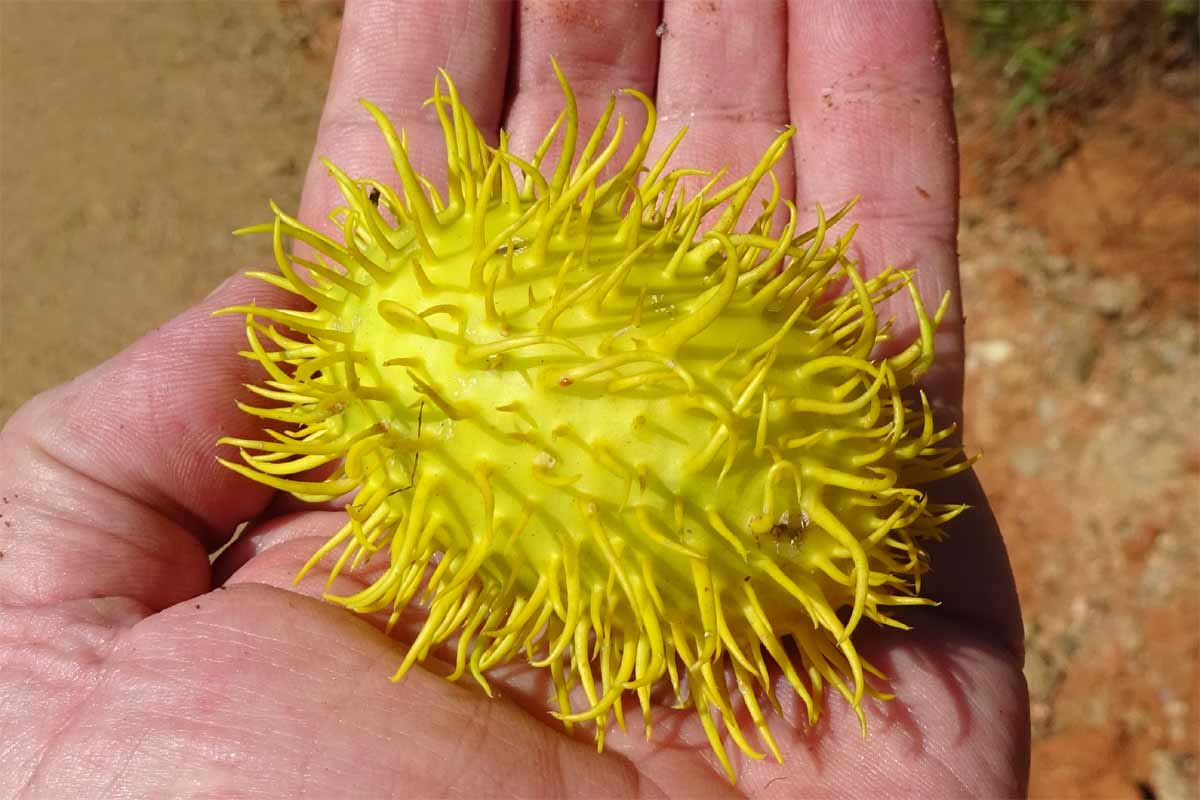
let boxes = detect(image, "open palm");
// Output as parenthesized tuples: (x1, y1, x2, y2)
(1, 2, 1029, 797)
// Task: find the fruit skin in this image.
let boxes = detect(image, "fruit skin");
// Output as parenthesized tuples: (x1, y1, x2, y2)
(218, 63, 968, 782)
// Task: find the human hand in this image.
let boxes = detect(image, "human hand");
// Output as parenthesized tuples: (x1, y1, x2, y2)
(0, 1, 1029, 797)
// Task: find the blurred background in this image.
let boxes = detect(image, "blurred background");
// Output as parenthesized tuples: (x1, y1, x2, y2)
(1, 1, 1196, 797)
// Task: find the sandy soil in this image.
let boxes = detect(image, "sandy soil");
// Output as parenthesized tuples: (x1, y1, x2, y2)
(2, 2, 1196, 798)
(1, 0, 338, 419)
(947, 8, 1199, 796)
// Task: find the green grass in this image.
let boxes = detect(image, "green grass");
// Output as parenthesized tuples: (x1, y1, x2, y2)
(966, 0, 1084, 128)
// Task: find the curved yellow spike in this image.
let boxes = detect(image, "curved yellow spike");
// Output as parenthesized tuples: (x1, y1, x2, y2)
(218, 61, 967, 786)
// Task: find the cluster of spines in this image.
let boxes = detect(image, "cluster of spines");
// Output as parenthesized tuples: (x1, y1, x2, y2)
(217, 62, 972, 782)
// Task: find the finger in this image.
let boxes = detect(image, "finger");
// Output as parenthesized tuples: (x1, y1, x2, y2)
(298, 0, 513, 234)
(784, 4, 1021, 671)
(787, 0, 963, 413)
(233, 0, 513, 520)
(652, 0, 792, 222)
(0, 275, 297, 610)
(503, 1, 662, 178)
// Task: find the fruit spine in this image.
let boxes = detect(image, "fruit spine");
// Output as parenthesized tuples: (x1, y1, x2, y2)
(218, 63, 968, 781)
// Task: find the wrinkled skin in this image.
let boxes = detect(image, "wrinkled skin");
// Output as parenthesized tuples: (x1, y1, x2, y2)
(0, 2, 1029, 797)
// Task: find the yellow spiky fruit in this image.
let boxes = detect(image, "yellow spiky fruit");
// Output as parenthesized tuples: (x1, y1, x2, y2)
(218, 64, 968, 782)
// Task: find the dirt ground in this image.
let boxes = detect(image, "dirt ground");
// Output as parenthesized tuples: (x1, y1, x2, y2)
(0, 1, 339, 420)
(1, 2, 1197, 798)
